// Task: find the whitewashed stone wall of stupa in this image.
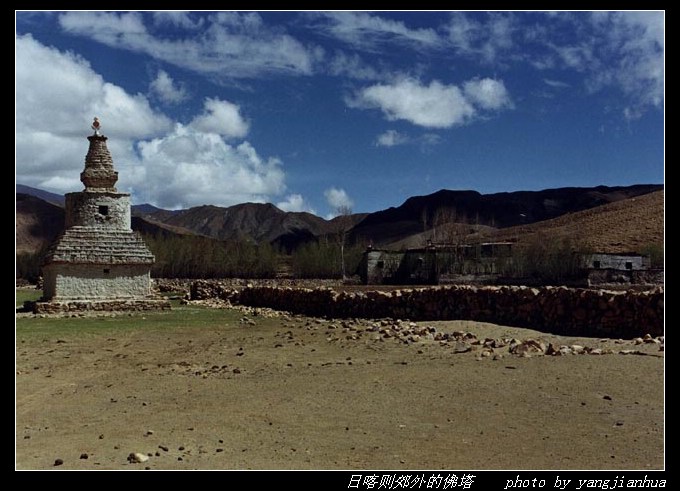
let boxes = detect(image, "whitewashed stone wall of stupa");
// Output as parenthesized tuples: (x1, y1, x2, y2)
(65, 192, 131, 229)
(43, 263, 151, 300)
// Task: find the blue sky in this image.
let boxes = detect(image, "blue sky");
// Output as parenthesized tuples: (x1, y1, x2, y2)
(15, 11, 664, 217)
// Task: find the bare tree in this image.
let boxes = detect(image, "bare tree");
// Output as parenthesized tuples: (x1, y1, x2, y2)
(335, 205, 353, 280)
(433, 206, 469, 274)
(433, 206, 466, 244)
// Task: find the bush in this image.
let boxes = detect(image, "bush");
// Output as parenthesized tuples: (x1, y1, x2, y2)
(506, 235, 585, 284)
(16, 247, 47, 284)
(641, 243, 664, 268)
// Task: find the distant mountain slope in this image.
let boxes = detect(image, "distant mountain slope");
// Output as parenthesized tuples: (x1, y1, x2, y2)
(16, 193, 65, 254)
(16, 184, 65, 206)
(350, 184, 663, 246)
(472, 189, 664, 254)
(15, 194, 192, 254)
(16, 183, 176, 217)
(146, 202, 367, 251)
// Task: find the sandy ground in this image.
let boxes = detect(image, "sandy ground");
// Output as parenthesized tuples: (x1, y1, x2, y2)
(16, 305, 664, 470)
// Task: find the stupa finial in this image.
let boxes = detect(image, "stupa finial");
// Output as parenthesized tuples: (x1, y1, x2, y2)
(92, 116, 101, 136)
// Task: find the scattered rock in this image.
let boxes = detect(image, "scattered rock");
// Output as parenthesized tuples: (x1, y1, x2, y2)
(79, 453, 88, 460)
(603, 395, 612, 401)
(54, 458, 64, 466)
(127, 452, 149, 463)
(510, 339, 546, 356)
(453, 342, 471, 354)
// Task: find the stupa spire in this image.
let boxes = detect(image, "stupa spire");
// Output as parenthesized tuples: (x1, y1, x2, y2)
(81, 117, 118, 192)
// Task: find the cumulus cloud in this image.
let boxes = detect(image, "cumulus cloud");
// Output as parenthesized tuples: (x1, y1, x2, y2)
(462, 78, 513, 110)
(375, 129, 409, 147)
(16, 34, 293, 210)
(350, 77, 513, 128)
(15, 34, 171, 193)
(324, 187, 354, 213)
(149, 70, 189, 104)
(132, 125, 285, 209)
(189, 98, 249, 139)
(276, 194, 315, 214)
(350, 78, 475, 128)
(58, 11, 319, 80)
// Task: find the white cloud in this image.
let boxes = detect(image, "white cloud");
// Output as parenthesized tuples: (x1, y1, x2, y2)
(15, 34, 171, 194)
(315, 11, 440, 49)
(447, 12, 516, 63)
(350, 78, 475, 128)
(376, 129, 409, 147)
(58, 11, 319, 80)
(132, 125, 285, 209)
(543, 78, 570, 88)
(16, 34, 292, 210)
(152, 11, 203, 29)
(189, 98, 249, 139)
(276, 194, 315, 214)
(463, 78, 513, 110)
(593, 11, 664, 113)
(149, 70, 189, 104)
(328, 51, 385, 81)
(352, 76, 513, 129)
(534, 11, 664, 116)
(324, 187, 354, 213)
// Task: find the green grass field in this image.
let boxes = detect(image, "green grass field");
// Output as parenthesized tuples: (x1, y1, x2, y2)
(15, 293, 254, 340)
(15, 288, 41, 307)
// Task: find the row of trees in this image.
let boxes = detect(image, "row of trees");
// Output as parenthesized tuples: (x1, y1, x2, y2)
(143, 234, 278, 278)
(290, 239, 365, 279)
(15, 234, 366, 281)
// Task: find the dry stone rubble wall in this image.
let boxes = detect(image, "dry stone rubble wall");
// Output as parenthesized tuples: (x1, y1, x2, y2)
(190, 281, 663, 338)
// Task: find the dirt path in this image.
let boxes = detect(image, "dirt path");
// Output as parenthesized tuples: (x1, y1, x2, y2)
(16, 309, 664, 470)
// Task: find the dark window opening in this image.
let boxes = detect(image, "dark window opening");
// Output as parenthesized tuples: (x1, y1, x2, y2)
(593, 260, 601, 269)
(103, 268, 110, 274)
(376, 260, 385, 268)
(625, 262, 633, 270)
(98, 205, 109, 216)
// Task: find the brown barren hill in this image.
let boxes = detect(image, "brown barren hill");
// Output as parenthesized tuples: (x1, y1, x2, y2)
(15, 193, 64, 254)
(475, 190, 664, 254)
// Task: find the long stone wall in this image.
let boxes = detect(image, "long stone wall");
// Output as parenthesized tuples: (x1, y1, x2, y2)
(190, 281, 663, 338)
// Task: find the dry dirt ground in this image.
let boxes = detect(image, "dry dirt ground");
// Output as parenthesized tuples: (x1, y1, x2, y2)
(16, 299, 664, 470)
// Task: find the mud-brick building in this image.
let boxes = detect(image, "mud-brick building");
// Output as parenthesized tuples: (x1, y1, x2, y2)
(36, 119, 169, 312)
(361, 242, 513, 285)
